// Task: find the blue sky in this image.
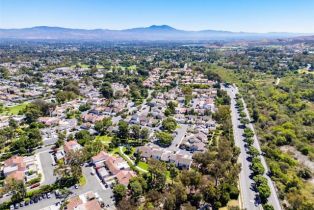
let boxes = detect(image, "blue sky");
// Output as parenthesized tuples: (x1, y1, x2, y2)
(0, 0, 313, 33)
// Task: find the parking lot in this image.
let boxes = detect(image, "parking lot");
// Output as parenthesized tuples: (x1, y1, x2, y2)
(9, 192, 61, 210)
(10, 164, 114, 210)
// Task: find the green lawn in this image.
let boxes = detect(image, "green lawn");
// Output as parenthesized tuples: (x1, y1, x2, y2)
(79, 176, 87, 186)
(70, 63, 90, 69)
(110, 65, 137, 71)
(96, 64, 104, 69)
(95, 135, 112, 146)
(137, 161, 149, 171)
(298, 68, 314, 75)
(110, 147, 120, 155)
(2, 102, 29, 115)
(127, 65, 137, 70)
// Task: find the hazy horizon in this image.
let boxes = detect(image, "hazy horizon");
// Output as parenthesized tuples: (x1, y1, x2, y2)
(0, 25, 312, 35)
(0, 0, 314, 33)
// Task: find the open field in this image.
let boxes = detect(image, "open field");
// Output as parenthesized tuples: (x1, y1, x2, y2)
(298, 68, 314, 74)
(95, 135, 113, 146)
(1, 102, 29, 115)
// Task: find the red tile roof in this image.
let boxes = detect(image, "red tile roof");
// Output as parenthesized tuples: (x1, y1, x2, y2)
(83, 199, 102, 210)
(7, 171, 25, 181)
(4, 156, 26, 170)
(105, 157, 120, 175)
(116, 170, 136, 186)
(66, 196, 83, 210)
(64, 140, 81, 153)
(91, 151, 110, 163)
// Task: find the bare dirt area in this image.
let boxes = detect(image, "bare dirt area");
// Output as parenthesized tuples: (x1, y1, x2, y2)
(281, 145, 314, 172)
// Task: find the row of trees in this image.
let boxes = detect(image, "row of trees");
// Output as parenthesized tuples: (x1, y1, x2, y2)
(238, 72, 314, 209)
(236, 95, 273, 209)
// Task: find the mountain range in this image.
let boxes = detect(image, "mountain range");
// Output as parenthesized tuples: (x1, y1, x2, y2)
(0, 25, 311, 41)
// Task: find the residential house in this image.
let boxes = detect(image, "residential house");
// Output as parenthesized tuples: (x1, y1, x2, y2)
(64, 140, 82, 154)
(66, 191, 102, 210)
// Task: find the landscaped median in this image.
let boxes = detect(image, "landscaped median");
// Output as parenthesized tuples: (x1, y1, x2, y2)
(236, 94, 274, 210)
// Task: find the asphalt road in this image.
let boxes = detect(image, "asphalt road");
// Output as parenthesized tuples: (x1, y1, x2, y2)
(19, 195, 61, 210)
(71, 166, 115, 209)
(168, 124, 188, 150)
(38, 151, 56, 185)
(224, 85, 282, 210)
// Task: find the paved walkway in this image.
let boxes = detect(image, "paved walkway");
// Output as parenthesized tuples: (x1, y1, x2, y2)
(119, 146, 148, 173)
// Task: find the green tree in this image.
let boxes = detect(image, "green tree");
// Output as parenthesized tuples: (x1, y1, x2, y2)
(78, 103, 91, 112)
(100, 82, 114, 99)
(23, 100, 55, 123)
(263, 204, 274, 210)
(4, 178, 26, 203)
(94, 117, 112, 135)
(0, 67, 9, 79)
(131, 125, 141, 139)
(129, 180, 143, 199)
(75, 130, 94, 146)
(118, 120, 129, 140)
(251, 157, 265, 175)
(140, 127, 149, 140)
(9, 118, 18, 128)
(148, 159, 167, 191)
(156, 131, 173, 147)
(257, 182, 271, 203)
(248, 146, 260, 157)
(162, 117, 177, 132)
(169, 163, 178, 183)
(113, 184, 127, 202)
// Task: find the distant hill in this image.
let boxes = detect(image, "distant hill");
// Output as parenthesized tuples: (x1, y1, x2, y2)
(0, 25, 310, 41)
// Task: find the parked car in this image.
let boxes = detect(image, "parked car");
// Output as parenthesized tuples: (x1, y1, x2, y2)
(30, 183, 40, 189)
(10, 205, 14, 210)
(19, 201, 24, 207)
(74, 184, 79, 189)
(47, 192, 51, 198)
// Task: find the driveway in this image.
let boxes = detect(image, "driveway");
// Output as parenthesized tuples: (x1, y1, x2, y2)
(71, 166, 115, 208)
(168, 124, 188, 150)
(38, 151, 56, 185)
